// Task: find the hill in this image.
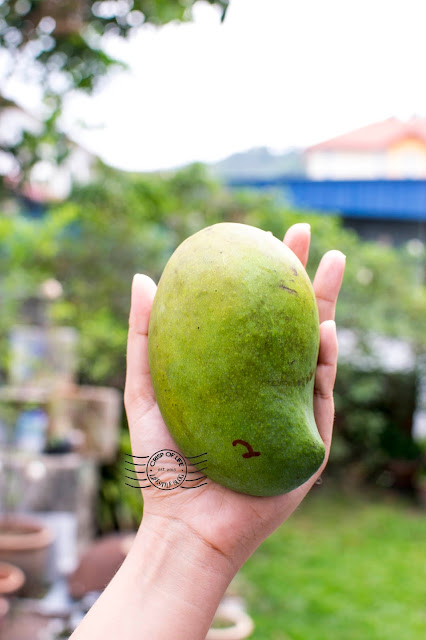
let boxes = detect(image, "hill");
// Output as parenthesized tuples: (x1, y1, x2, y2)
(209, 147, 306, 181)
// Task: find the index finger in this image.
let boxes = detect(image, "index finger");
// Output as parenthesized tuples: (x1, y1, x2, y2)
(313, 250, 346, 323)
(124, 274, 157, 417)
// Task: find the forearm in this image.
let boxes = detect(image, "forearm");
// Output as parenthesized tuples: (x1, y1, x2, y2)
(70, 513, 237, 640)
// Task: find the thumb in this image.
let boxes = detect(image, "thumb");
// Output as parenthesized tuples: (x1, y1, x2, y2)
(124, 274, 157, 421)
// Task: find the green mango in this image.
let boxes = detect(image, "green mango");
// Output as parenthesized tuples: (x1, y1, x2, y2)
(148, 222, 324, 496)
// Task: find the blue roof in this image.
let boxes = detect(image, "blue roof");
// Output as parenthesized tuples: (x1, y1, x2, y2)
(226, 178, 426, 221)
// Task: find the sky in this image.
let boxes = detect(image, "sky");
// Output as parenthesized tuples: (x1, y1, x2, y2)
(63, 0, 426, 172)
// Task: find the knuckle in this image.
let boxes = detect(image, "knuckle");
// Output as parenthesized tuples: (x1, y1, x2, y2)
(314, 387, 333, 400)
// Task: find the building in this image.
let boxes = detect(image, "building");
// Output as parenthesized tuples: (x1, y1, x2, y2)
(306, 116, 426, 180)
(227, 118, 426, 245)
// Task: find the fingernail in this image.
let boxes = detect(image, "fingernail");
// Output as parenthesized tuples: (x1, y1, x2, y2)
(131, 273, 158, 302)
(131, 275, 137, 300)
(335, 250, 346, 260)
(326, 249, 346, 260)
(130, 275, 149, 333)
(132, 273, 148, 289)
(299, 223, 311, 233)
(130, 273, 145, 302)
(320, 319, 336, 329)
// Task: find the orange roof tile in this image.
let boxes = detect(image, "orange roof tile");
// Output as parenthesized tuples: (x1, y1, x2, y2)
(307, 117, 426, 152)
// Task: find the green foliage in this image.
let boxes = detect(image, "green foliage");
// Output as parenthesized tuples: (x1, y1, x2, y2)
(1, 160, 425, 378)
(97, 429, 143, 533)
(0, 0, 229, 180)
(1, 162, 425, 528)
(241, 488, 426, 639)
(332, 366, 422, 480)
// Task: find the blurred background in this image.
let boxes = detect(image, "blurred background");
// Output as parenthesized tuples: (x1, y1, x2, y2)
(0, 1, 425, 638)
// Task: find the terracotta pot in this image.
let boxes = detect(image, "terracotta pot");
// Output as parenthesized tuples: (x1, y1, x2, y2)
(0, 516, 54, 597)
(0, 562, 25, 596)
(0, 596, 10, 629)
(68, 533, 135, 599)
(207, 598, 254, 640)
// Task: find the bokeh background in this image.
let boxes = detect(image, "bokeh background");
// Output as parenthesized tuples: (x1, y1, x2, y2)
(0, 1, 425, 638)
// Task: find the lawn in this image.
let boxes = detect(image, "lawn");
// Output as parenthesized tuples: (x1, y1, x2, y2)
(238, 485, 426, 640)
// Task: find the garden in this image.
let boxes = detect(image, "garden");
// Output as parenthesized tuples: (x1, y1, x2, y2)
(1, 161, 425, 637)
(1, 2, 426, 635)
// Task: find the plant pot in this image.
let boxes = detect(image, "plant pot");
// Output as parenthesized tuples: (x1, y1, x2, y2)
(68, 533, 134, 599)
(0, 596, 10, 630)
(207, 597, 254, 640)
(0, 562, 25, 596)
(0, 516, 55, 597)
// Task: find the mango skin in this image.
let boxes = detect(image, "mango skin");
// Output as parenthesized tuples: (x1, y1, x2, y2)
(148, 222, 324, 496)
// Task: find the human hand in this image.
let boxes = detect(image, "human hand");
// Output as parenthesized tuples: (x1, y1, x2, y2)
(71, 224, 345, 640)
(124, 223, 345, 570)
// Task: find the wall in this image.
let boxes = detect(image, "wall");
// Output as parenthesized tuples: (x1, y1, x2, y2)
(306, 138, 426, 180)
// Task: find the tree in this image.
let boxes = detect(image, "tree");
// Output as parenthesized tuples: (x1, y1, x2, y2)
(1, 161, 425, 387)
(0, 0, 229, 186)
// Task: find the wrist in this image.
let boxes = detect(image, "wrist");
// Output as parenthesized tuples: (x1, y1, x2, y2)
(72, 511, 237, 640)
(125, 512, 237, 637)
(134, 511, 238, 576)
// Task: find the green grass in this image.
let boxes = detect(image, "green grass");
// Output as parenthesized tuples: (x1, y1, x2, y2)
(238, 486, 426, 640)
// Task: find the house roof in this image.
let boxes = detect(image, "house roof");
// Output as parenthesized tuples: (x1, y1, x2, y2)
(307, 116, 426, 152)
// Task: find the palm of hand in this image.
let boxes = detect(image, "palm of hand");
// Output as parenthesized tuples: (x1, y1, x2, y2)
(124, 224, 345, 566)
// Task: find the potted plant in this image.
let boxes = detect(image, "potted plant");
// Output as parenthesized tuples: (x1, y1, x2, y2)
(0, 595, 10, 630)
(0, 514, 54, 597)
(207, 596, 254, 640)
(0, 561, 25, 596)
(0, 412, 55, 597)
